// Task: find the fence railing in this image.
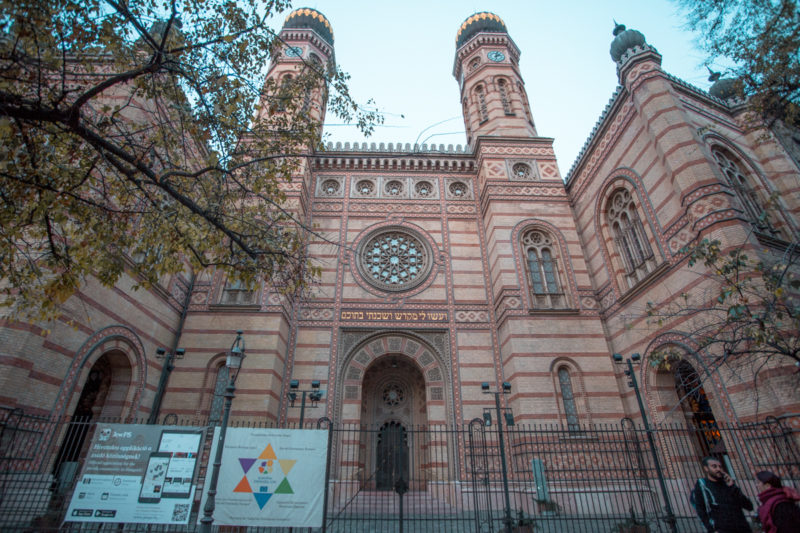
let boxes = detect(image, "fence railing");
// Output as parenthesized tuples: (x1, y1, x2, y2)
(0, 406, 797, 532)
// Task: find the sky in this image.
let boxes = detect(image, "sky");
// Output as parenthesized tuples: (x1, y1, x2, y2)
(271, 1, 715, 176)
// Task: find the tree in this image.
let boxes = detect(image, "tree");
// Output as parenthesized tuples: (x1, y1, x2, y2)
(675, 0, 800, 128)
(646, 238, 800, 377)
(0, 0, 380, 321)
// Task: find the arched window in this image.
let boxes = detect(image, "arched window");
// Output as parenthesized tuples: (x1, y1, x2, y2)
(517, 81, 533, 125)
(608, 189, 654, 287)
(712, 148, 778, 235)
(475, 85, 488, 122)
(276, 74, 293, 112)
(557, 366, 580, 432)
(208, 364, 229, 425)
(521, 229, 566, 308)
(498, 79, 512, 115)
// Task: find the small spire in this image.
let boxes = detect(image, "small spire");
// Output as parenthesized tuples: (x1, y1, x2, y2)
(706, 66, 721, 82)
(613, 20, 626, 37)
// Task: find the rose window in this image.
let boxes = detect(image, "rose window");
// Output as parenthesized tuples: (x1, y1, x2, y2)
(357, 229, 431, 291)
(321, 179, 340, 195)
(382, 384, 405, 407)
(415, 181, 432, 196)
(512, 163, 531, 180)
(356, 180, 374, 195)
(449, 181, 468, 197)
(385, 180, 403, 196)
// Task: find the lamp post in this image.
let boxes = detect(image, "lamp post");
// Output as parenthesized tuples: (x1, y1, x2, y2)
(287, 379, 323, 428)
(482, 381, 514, 533)
(199, 330, 246, 533)
(148, 347, 185, 424)
(613, 353, 677, 533)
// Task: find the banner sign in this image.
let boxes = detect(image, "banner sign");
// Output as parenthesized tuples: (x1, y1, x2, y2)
(340, 309, 448, 322)
(198, 427, 328, 528)
(65, 424, 204, 524)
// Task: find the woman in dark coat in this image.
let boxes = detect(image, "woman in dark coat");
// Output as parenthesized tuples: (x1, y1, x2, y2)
(755, 470, 800, 533)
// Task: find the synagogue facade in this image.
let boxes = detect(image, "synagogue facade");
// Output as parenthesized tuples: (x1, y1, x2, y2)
(2, 8, 798, 461)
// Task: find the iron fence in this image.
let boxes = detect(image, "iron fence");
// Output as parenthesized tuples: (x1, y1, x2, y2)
(0, 406, 798, 532)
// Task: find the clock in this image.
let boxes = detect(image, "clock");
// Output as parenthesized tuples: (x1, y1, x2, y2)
(285, 46, 303, 57)
(487, 50, 505, 62)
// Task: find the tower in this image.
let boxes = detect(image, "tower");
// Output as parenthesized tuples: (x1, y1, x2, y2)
(453, 12, 536, 145)
(254, 7, 334, 138)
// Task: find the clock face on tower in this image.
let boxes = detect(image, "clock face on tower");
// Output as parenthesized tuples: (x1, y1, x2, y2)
(285, 46, 303, 57)
(487, 50, 505, 62)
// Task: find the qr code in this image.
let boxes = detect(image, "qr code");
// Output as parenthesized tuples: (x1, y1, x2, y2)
(171, 503, 190, 522)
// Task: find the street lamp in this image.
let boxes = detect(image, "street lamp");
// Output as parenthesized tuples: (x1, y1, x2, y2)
(199, 330, 246, 533)
(287, 379, 323, 428)
(481, 381, 514, 533)
(612, 353, 677, 533)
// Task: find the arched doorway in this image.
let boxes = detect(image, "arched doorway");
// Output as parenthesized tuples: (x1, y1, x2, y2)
(52, 352, 132, 490)
(359, 356, 427, 490)
(674, 360, 724, 459)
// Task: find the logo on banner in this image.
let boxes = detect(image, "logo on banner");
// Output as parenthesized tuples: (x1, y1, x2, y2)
(233, 443, 297, 509)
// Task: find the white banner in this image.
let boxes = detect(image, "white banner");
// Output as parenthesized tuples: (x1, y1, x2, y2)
(198, 427, 328, 527)
(65, 424, 204, 524)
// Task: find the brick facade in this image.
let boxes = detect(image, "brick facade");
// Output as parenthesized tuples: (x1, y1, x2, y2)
(1, 10, 798, 435)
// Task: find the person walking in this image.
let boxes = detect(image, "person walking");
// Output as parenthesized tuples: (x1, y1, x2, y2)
(691, 456, 753, 533)
(755, 470, 800, 533)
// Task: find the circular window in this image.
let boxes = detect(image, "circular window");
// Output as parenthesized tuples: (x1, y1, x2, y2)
(356, 180, 374, 195)
(321, 179, 340, 195)
(415, 181, 432, 196)
(512, 163, 531, 180)
(382, 384, 405, 407)
(449, 181, 468, 197)
(385, 180, 403, 196)
(357, 228, 432, 291)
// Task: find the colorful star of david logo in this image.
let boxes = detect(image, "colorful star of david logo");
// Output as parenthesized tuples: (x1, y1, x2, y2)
(233, 443, 297, 509)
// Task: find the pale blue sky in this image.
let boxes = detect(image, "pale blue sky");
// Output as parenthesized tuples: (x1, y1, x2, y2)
(274, 1, 714, 174)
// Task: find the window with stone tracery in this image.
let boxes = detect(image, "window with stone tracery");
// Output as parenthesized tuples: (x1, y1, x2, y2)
(712, 148, 779, 236)
(521, 229, 566, 309)
(608, 189, 655, 287)
(385, 180, 403, 196)
(498, 79, 512, 115)
(415, 181, 433, 197)
(357, 229, 432, 292)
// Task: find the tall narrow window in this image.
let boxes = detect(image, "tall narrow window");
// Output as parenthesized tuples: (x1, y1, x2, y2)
(209, 364, 229, 425)
(476, 86, 488, 122)
(522, 229, 565, 308)
(276, 75, 293, 112)
(463, 98, 471, 137)
(712, 148, 777, 235)
(557, 367, 580, 432)
(498, 79, 512, 115)
(608, 189, 654, 287)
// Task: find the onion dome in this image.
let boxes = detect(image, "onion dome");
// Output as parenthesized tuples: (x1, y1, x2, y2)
(609, 22, 646, 62)
(456, 12, 507, 48)
(283, 7, 334, 45)
(707, 68, 739, 100)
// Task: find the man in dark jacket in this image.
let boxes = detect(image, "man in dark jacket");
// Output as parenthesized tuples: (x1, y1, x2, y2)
(691, 456, 753, 533)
